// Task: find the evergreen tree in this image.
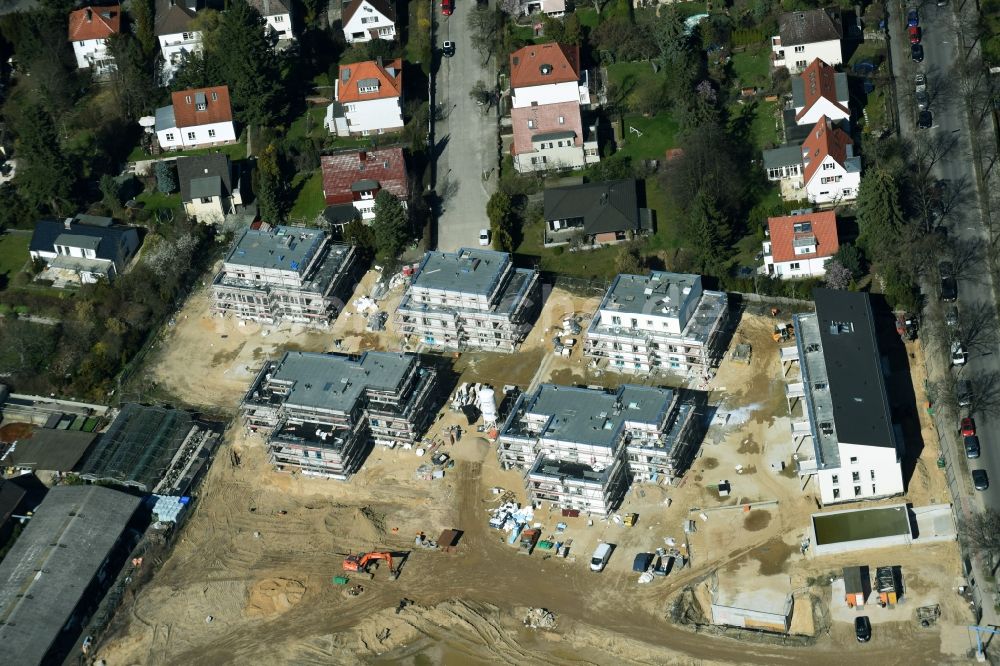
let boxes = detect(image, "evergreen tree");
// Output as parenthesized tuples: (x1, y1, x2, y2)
(342, 217, 375, 252)
(486, 191, 515, 252)
(686, 190, 731, 276)
(371, 191, 409, 261)
(107, 34, 159, 120)
(13, 102, 75, 214)
(255, 143, 288, 224)
(131, 0, 157, 58)
(856, 167, 904, 264)
(155, 161, 177, 193)
(214, 0, 284, 126)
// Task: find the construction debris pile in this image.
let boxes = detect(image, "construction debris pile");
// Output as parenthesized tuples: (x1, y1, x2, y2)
(523, 607, 556, 629)
(488, 496, 534, 533)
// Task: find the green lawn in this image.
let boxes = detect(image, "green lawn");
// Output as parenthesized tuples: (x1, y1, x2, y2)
(289, 171, 325, 223)
(748, 100, 781, 151)
(616, 114, 680, 161)
(643, 178, 683, 254)
(606, 61, 662, 95)
(128, 140, 247, 163)
(0, 233, 30, 282)
(136, 190, 182, 217)
(286, 106, 328, 143)
(730, 44, 771, 89)
(515, 217, 621, 279)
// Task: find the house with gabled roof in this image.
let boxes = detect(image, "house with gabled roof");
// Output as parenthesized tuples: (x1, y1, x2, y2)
(29, 215, 140, 286)
(321, 147, 409, 222)
(791, 59, 850, 127)
(342, 0, 396, 43)
(68, 5, 121, 76)
(763, 210, 840, 279)
(542, 179, 653, 247)
(177, 154, 243, 224)
(509, 43, 598, 173)
(763, 115, 859, 205)
(325, 58, 404, 137)
(154, 0, 204, 82)
(771, 8, 843, 73)
(248, 0, 294, 48)
(155, 85, 237, 150)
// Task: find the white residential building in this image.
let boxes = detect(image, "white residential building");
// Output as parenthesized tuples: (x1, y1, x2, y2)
(585, 272, 729, 378)
(342, 0, 396, 43)
(763, 115, 860, 205)
(782, 289, 905, 505)
(154, 0, 203, 82)
(248, 0, 294, 48)
(791, 59, 850, 126)
(771, 9, 843, 73)
(29, 215, 140, 286)
(155, 86, 237, 150)
(68, 6, 120, 76)
(497, 384, 706, 515)
(326, 58, 403, 137)
(762, 210, 840, 279)
(176, 154, 243, 224)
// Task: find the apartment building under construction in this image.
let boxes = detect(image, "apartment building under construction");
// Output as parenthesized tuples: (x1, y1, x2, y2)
(240, 351, 437, 479)
(212, 224, 357, 327)
(395, 248, 540, 352)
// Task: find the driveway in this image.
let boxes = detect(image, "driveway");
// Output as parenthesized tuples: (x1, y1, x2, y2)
(433, 4, 498, 251)
(888, 0, 1000, 514)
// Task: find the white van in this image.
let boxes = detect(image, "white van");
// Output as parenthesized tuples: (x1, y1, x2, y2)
(590, 542, 613, 572)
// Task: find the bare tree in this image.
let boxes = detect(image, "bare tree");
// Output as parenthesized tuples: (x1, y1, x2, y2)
(958, 301, 999, 354)
(466, 8, 503, 64)
(960, 509, 1000, 574)
(968, 371, 1000, 416)
(948, 237, 987, 283)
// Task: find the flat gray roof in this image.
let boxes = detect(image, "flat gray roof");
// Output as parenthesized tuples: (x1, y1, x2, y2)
(601, 272, 701, 317)
(504, 384, 673, 448)
(226, 225, 327, 274)
(54, 234, 102, 251)
(763, 144, 804, 169)
(411, 248, 511, 296)
(0, 429, 98, 472)
(0, 485, 142, 666)
(267, 351, 416, 414)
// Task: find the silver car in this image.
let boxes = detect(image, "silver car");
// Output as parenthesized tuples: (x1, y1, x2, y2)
(916, 90, 930, 110)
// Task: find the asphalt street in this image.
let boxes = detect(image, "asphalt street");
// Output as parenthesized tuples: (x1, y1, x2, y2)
(887, 0, 1000, 514)
(433, 5, 497, 251)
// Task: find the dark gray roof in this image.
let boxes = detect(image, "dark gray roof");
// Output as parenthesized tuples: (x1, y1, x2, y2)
(0, 478, 27, 526)
(782, 109, 813, 144)
(0, 485, 142, 666)
(190, 175, 223, 199)
(322, 204, 361, 227)
(248, 0, 290, 14)
(814, 288, 896, 449)
(544, 179, 642, 235)
(0, 430, 99, 472)
(533, 130, 576, 142)
(177, 154, 233, 203)
(154, 0, 198, 36)
(29, 219, 136, 264)
(778, 9, 842, 46)
(763, 144, 804, 169)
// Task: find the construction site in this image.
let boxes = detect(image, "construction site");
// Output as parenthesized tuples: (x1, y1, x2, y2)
(93, 266, 984, 665)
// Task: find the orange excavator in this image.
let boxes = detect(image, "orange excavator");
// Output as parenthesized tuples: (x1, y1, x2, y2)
(342, 551, 398, 579)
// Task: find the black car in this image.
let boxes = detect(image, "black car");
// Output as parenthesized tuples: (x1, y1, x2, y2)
(442, 40, 455, 57)
(855, 615, 872, 642)
(973, 469, 989, 491)
(911, 43, 924, 62)
(939, 262, 958, 301)
(918, 110, 933, 129)
(965, 435, 981, 459)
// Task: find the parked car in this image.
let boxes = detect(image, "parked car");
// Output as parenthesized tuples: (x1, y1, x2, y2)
(951, 340, 966, 366)
(478, 228, 490, 246)
(907, 8, 919, 26)
(590, 542, 614, 571)
(442, 40, 455, 57)
(916, 90, 929, 110)
(957, 379, 973, 407)
(909, 26, 922, 44)
(961, 416, 976, 437)
(972, 469, 989, 491)
(965, 435, 981, 459)
(946, 305, 960, 328)
(632, 552, 655, 573)
(855, 615, 872, 642)
(918, 110, 933, 129)
(441, 0, 453, 14)
(911, 44, 924, 62)
(915, 72, 927, 93)
(939, 261, 957, 301)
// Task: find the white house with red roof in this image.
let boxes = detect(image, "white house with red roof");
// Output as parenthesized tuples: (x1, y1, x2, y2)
(325, 58, 403, 137)
(509, 43, 598, 173)
(342, 0, 396, 43)
(321, 148, 409, 223)
(762, 210, 840, 278)
(68, 5, 121, 76)
(154, 86, 237, 150)
(791, 59, 850, 126)
(801, 116, 860, 205)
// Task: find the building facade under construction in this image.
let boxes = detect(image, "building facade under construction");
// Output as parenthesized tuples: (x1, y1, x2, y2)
(211, 225, 357, 327)
(241, 351, 437, 479)
(496, 383, 706, 515)
(585, 272, 729, 378)
(395, 248, 540, 352)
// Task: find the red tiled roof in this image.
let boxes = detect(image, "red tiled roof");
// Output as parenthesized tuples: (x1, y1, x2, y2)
(509, 43, 580, 89)
(68, 5, 121, 42)
(321, 147, 409, 205)
(801, 115, 853, 184)
(795, 59, 849, 122)
(336, 59, 402, 103)
(767, 210, 839, 264)
(171, 86, 233, 128)
(511, 101, 583, 155)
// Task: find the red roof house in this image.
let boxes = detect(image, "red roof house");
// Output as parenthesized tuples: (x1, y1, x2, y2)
(321, 148, 409, 220)
(68, 5, 121, 42)
(764, 210, 840, 278)
(510, 43, 580, 88)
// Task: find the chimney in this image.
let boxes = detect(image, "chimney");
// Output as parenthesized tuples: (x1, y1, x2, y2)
(64, 217, 73, 230)
(85, 7, 92, 21)
(376, 56, 383, 67)
(359, 151, 367, 163)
